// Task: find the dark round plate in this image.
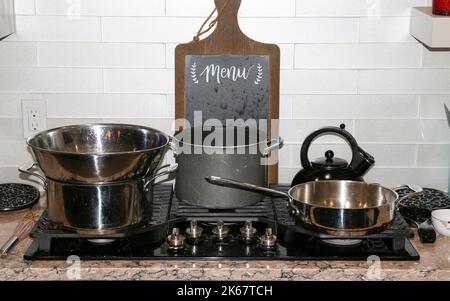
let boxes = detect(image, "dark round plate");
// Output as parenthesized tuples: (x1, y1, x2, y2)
(0, 183, 40, 212)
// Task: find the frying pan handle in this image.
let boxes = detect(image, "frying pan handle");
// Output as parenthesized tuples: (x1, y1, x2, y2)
(18, 162, 48, 190)
(205, 176, 289, 199)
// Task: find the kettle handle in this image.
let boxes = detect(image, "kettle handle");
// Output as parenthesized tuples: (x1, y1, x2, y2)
(300, 124, 375, 175)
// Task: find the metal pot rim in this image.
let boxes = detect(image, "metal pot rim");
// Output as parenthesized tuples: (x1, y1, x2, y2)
(287, 180, 399, 210)
(173, 126, 270, 149)
(26, 123, 170, 156)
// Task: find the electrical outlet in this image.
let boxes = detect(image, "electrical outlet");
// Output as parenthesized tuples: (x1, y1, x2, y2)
(22, 99, 47, 138)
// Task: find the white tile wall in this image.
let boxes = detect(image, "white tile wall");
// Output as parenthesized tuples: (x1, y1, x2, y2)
(0, 0, 448, 191)
(11, 16, 101, 41)
(359, 17, 415, 42)
(295, 44, 421, 69)
(296, 0, 429, 17)
(14, 0, 36, 15)
(0, 42, 37, 66)
(35, 0, 166, 17)
(38, 42, 166, 68)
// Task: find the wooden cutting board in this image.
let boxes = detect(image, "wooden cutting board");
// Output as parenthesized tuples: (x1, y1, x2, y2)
(175, 0, 280, 184)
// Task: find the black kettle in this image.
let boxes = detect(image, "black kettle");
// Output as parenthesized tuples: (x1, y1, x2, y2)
(291, 124, 375, 186)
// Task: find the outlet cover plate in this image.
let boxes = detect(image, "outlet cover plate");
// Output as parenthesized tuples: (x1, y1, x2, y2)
(22, 99, 47, 139)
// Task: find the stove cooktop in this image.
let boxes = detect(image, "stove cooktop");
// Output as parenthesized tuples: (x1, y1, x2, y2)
(24, 184, 420, 261)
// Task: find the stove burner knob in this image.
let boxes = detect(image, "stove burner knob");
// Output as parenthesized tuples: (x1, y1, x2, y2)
(167, 228, 185, 249)
(240, 220, 258, 243)
(259, 228, 277, 250)
(186, 220, 203, 239)
(212, 221, 230, 240)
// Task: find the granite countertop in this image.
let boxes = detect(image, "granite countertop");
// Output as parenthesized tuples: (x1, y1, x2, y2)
(1, 209, 450, 281)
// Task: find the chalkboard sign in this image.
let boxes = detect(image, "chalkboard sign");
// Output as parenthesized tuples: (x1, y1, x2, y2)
(185, 55, 270, 127)
(174, 0, 280, 184)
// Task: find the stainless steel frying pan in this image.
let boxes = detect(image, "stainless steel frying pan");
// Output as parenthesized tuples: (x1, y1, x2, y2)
(206, 177, 398, 236)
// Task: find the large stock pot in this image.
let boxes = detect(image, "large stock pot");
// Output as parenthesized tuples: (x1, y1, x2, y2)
(20, 124, 176, 235)
(172, 126, 283, 209)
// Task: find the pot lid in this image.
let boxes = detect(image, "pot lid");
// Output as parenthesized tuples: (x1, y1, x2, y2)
(311, 150, 348, 170)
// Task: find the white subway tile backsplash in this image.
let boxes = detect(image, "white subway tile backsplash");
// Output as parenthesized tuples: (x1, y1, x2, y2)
(11, 16, 101, 41)
(0, 141, 32, 166)
(0, 118, 24, 140)
(240, 18, 359, 44)
(420, 95, 450, 119)
(422, 48, 450, 67)
(165, 43, 176, 69)
(47, 118, 103, 129)
(280, 119, 354, 143)
(280, 95, 293, 119)
(36, 0, 165, 16)
(355, 119, 450, 143)
(38, 42, 165, 68)
(46, 93, 167, 118)
(295, 43, 421, 69)
(279, 44, 295, 70)
(281, 70, 357, 94)
(102, 118, 174, 134)
(0, 67, 103, 92)
(165, 0, 213, 16)
(296, 0, 427, 17)
(167, 0, 296, 17)
(292, 95, 419, 119)
(0, 94, 20, 117)
(358, 69, 450, 94)
(14, 0, 36, 15)
(102, 17, 199, 43)
(104, 69, 174, 93)
(359, 17, 414, 42)
(418, 144, 450, 167)
(364, 168, 449, 191)
(0, 42, 37, 66)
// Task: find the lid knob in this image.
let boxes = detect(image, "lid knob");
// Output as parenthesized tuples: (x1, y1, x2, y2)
(325, 150, 334, 162)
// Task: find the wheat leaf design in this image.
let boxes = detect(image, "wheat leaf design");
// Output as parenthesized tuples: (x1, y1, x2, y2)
(254, 64, 263, 85)
(190, 62, 199, 84)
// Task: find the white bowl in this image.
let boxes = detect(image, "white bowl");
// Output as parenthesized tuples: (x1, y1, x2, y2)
(431, 209, 450, 237)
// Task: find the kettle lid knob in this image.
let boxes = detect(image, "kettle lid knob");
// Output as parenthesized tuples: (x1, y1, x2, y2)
(325, 150, 334, 162)
(311, 150, 348, 170)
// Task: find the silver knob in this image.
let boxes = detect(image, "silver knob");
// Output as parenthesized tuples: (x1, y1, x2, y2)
(167, 228, 185, 248)
(186, 220, 203, 239)
(259, 228, 277, 249)
(240, 220, 257, 240)
(212, 221, 230, 239)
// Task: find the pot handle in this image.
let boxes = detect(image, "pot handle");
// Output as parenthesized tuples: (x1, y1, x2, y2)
(144, 164, 178, 191)
(167, 136, 180, 157)
(263, 137, 284, 157)
(18, 162, 48, 189)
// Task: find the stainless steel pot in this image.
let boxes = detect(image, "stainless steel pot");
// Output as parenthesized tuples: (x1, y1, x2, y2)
(20, 123, 177, 235)
(172, 126, 283, 209)
(206, 177, 398, 236)
(19, 163, 177, 236)
(26, 124, 170, 183)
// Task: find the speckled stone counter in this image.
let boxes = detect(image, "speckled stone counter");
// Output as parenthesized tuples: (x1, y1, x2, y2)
(1, 209, 450, 281)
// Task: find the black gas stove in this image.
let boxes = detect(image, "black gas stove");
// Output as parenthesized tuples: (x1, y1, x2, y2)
(24, 184, 420, 261)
